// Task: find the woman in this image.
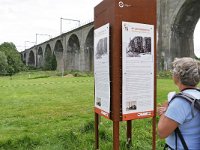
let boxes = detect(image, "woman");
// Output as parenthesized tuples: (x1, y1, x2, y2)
(157, 57, 200, 150)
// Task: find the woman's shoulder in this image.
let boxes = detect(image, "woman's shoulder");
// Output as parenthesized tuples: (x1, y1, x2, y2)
(166, 96, 191, 124)
(169, 96, 190, 108)
(182, 89, 200, 99)
(170, 89, 200, 107)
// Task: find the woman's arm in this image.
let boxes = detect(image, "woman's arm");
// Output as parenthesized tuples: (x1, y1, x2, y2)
(158, 114, 179, 139)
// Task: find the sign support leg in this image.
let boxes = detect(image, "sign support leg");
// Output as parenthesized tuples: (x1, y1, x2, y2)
(152, 116, 156, 150)
(126, 120, 132, 148)
(113, 121, 119, 150)
(95, 113, 99, 150)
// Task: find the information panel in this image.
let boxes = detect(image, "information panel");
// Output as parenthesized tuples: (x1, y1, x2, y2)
(122, 22, 154, 120)
(94, 23, 110, 119)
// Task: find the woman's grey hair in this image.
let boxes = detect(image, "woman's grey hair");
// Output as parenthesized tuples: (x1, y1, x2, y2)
(172, 57, 200, 86)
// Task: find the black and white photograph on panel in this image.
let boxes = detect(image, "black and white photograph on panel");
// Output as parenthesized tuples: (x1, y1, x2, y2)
(96, 97, 101, 107)
(95, 37, 108, 59)
(126, 36, 151, 57)
(126, 101, 137, 111)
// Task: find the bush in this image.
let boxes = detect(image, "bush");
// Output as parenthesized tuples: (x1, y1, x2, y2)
(44, 53, 57, 71)
(157, 70, 172, 79)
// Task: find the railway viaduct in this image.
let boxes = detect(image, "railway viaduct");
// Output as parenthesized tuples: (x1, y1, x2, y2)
(21, 22, 94, 72)
(21, 0, 200, 71)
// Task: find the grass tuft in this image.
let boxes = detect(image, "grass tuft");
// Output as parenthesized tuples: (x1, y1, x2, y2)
(99, 130, 111, 141)
(80, 120, 94, 133)
(0, 136, 40, 150)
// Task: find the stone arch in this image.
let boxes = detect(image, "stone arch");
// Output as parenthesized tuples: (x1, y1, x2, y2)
(84, 28, 94, 72)
(44, 44, 53, 70)
(38, 47, 43, 55)
(28, 50, 35, 66)
(168, 0, 200, 68)
(54, 40, 63, 71)
(44, 44, 52, 60)
(51, 51, 57, 71)
(54, 40, 64, 52)
(66, 34, 80, 70)
(37, 47, 43, 68)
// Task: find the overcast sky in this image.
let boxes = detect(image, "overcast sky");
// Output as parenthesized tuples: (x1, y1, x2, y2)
(0, 0, 102, 51)
(0, 0, 200, 57)
(194, 21, 200, 57)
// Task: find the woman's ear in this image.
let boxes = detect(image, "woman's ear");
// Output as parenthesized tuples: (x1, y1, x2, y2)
(173, 74, 179, 86)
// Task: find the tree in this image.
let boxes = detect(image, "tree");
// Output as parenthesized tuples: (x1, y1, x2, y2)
(0, 51, 8, 75)
(44, 52, 52, 70)
(44, 52, 57, 70)
(0, 42, 25, 75)
(51, 53, 57, 70)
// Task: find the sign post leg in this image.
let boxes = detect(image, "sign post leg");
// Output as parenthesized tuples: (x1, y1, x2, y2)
(152, 116, 156, 150)
(95, 113, 99, 150)
(113, 121, 119, 150)
(127, 120, 132, 148)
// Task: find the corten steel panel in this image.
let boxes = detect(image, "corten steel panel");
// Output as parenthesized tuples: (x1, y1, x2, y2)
(95, 0, 157, 122)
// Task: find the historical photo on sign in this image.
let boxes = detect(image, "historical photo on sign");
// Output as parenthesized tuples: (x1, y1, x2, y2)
(122, 22, 154, 120)
(126, 101, 137, 111)
(126, 36, 151, 57)
(96, 97, 101, 107)
(94, 23, 110, 118)
(123, 22, 153, 61)
(96, 37, 108, 59)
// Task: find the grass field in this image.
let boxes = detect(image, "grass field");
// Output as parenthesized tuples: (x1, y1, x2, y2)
(0, 71, 179, 150)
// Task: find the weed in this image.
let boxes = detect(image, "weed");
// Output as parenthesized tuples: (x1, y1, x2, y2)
(157, 70, 172, 79)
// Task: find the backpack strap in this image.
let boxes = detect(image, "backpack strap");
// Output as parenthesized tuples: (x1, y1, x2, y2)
(163, 143, 175, 150)
(171, 92, 196, 117)
(194, 88, 200, 92)
(175, 128, 188, 150)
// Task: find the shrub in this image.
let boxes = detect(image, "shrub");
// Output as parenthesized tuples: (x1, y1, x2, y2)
(157, 70, 172, 79)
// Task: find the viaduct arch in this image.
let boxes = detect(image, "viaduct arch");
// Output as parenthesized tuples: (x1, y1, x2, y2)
(54, 40, 63, 71)
(28, 50, 35, 66)
(66, 34, 80, 70)
(22, 1, 200, 71)
(84, 27, 94, 72)
(37, 47, 43, 68)
(157, 0, 200, 70)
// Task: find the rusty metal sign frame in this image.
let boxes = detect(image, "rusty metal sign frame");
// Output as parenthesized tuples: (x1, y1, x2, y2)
(94, 0, 157, 149)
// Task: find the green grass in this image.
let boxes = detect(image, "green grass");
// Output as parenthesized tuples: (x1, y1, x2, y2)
(0, 71, 180, 150)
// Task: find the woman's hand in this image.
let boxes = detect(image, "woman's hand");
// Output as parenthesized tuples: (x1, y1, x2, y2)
(157, 101, 168, 116)
(157, 106, 167, 116)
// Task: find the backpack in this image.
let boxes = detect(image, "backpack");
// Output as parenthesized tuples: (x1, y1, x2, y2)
(164, 88, 200, 150)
